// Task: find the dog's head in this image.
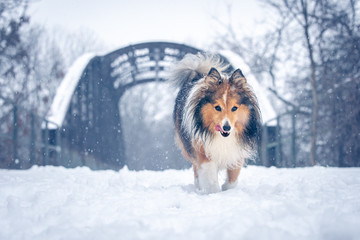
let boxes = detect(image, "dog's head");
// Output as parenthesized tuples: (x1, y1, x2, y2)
(198, 68, 261, 141)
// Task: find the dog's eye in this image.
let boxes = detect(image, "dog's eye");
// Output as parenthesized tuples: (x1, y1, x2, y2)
(231, 106, 238, 112)
(215, 106, 222, 112)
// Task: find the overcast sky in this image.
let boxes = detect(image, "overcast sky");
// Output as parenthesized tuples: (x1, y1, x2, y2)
(29, 0, 270, 50)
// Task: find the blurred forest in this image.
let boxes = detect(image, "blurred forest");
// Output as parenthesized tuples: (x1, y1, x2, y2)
(0, 0, 359, 169)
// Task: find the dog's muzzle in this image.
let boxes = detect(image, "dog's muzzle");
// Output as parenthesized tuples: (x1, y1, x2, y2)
(215, 124, 230, 137)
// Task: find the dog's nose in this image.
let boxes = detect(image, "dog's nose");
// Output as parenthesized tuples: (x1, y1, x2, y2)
(223, 124, 231, 132)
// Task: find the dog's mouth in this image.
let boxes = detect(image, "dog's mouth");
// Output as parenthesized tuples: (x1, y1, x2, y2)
(215, 124, 230, 138)
(220, 131, 230, 137)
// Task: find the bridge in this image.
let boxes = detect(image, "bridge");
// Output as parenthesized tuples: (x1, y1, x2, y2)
(1, 41, 285, 170)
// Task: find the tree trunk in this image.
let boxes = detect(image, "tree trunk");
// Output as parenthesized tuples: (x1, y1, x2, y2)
(301, 0, 318, 166)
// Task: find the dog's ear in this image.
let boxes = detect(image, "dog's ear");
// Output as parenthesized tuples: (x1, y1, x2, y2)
(230, 69, 246, 86)
(206, 67, 222, 86)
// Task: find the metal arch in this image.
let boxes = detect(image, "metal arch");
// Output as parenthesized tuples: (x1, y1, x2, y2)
(60, 42, 234, 170)
(102, 42, 201, 97)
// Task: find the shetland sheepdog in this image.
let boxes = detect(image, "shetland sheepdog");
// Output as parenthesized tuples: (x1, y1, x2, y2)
(170, 53, 261, 194)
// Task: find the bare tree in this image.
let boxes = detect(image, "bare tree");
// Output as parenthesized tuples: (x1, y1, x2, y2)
(276, 0, 319, 165)
(213, 0, 360, 167)
(48, 28, 108, 69)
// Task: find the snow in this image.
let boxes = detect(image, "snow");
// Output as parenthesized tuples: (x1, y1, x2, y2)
(45, 53, 97, 129)
(1, 166, 359, 240)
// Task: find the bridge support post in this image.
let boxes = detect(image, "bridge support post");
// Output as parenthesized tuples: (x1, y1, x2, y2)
(12, 105, 18, 168)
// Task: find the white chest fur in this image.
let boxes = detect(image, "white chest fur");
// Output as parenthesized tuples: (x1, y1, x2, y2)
(203, 133, 251, 169)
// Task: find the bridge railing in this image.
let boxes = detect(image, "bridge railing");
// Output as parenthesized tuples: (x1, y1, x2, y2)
(259, 108, 310, 168)
(0, 101, 62, 169)
(1, 102, 307, 169)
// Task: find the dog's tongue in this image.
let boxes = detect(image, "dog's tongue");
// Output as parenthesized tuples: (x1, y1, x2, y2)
(215, 124, 222, 132)
(215, 124, 230, 137)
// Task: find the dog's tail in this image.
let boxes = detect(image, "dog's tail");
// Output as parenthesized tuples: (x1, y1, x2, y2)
(169, 52, 230, 88)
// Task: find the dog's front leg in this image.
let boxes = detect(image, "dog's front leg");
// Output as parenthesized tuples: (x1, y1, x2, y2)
(197, 161, 220, 194)
(222, 167, 241, 191)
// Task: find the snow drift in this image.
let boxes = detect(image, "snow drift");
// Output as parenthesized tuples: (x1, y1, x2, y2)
(1, 166, 359, 240)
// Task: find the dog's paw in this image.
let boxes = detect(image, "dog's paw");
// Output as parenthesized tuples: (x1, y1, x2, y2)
(196, 183, 221, 194)
(221, 181, 237, 191)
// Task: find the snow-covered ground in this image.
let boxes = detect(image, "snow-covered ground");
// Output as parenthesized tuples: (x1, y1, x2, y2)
(1, 166, 359, 240)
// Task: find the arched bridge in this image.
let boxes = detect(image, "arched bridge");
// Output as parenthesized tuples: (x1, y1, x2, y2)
(45, 41, 277, 170)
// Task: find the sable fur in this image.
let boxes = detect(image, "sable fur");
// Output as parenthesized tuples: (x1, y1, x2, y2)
(170, 53, 262, 193)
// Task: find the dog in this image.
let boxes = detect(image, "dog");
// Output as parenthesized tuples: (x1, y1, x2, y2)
(170, 53, 261, 193)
